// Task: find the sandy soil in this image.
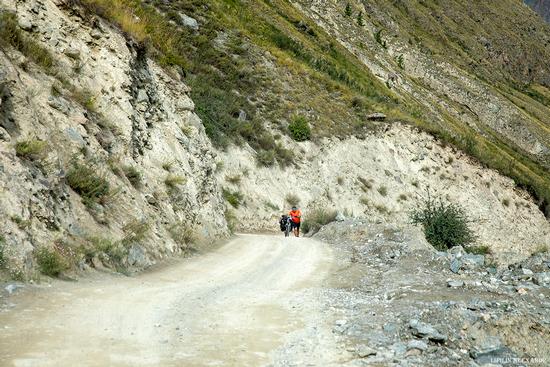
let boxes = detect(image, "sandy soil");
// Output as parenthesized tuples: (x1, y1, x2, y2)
(0, 234, 335, 367)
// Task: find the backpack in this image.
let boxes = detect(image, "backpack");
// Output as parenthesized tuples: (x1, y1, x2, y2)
(279, 215, 288, 231)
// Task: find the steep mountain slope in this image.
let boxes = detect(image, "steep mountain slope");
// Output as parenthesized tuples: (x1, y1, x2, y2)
(63, 0, 550, 215)
(291, 0, 550, 214)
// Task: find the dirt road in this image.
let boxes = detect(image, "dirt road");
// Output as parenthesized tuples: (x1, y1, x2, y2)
(0, 234, 337, 367)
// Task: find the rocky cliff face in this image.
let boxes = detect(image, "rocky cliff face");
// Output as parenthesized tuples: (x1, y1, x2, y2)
(0, 0, 228, 279)
(526, 0, 550, 22)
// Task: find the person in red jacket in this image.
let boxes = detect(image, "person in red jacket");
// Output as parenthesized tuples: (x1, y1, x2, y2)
(289, 206, 302, 237)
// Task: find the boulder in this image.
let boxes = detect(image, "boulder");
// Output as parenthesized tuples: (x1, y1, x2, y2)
(180, 13, 199, 30)
(447, 280, 464, 288)
(64, 47, 81, 59)
(18, 18, 33, 31)
(409, 319, 447, 342)
(407, 339, 428, 351)
(355, 345, 377, 358)
(533, 272, 550, 286)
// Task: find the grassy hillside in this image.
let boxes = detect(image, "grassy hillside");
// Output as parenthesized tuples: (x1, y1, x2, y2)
(67, 0, 550, 215)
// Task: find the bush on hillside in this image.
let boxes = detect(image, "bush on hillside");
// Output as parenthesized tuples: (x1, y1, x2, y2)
(0, 12, 54, 72)
(35, 247, 69, 277)
(288, 116, 311, 141)
(15, 140, 47, 161)
(302, 208, 337, 235)
(223, 189, 244, 208)
(410, 195, 476, 251)
(66, 161, 110, 208)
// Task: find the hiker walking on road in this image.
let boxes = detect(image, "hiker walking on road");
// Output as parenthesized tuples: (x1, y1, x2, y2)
(289, 206, 302, 237)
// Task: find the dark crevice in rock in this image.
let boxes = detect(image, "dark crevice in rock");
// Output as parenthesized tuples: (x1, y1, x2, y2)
(127, 41, 160, 160)
(0, 78, 17, 136)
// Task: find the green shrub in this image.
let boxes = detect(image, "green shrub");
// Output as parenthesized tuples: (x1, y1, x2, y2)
(66, 162, 110, 207)
(35, 247, 69, 277)
(256, 150, 275, 167)
(122, 165, 142, 188)
(285, 193, 300, 207)
(357, 11, 364, 26)
(302, 207, 337, 235)
(345, 3, 353, 17)
(168, 221, 196, 248)
(374, 29, 387, 48)
(377, 186, 388, 196)
(410, 196, 476, 251)
(164, 174, 186, 188)
(10, 215, 31, 229)
(15, 140, 47, 160)
(288, 116, 311, 141)
(0, 12, 54, 72)
(223, 188, 244, 208)
(396, 54, 404, 69)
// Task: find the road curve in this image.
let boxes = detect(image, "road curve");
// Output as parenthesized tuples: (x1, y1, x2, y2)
(0, 234, 334, 367)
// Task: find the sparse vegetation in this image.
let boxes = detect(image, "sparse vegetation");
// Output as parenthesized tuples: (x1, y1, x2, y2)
(288, 115, 311, 142)
(223, 189, 244, 208)
(35, 247, 69, 277)
(396, 54, 404, 69)
(168, 221, 196, 249)
(532, 244, 549, 255)
(377, 186, 388, 196)
(164, 174, 186, 189)
(374, 204, 390, 214)
(337, 176, 344, 185)
(225, 209, 238, 233)
(72, 88, 96, 112)
(358, 177, 373, 191)
(256, 150, 275, 167)
(122, 165, 142, 188)
(10, 215, 31, 229)
(502, 198, 510, 207)
(0, 12, 54, 72)
(410, 195, 476, 251)
(302, 207, 337, 235)
(15, 140, 47, 161)
(357, 11, 364, 26)
(264, 201, 279, 211)
(374, 29, 387, 49)
(345, 3, 353, 17)
(162, 161, 174, 172)
(398, 193, 408, 201)
(66, 161, 110, 207)
(465, 245, 491, 255)
(285, 193, 300, 207)
(121, 219, 150, 245)
(225, 174, 241, 185)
